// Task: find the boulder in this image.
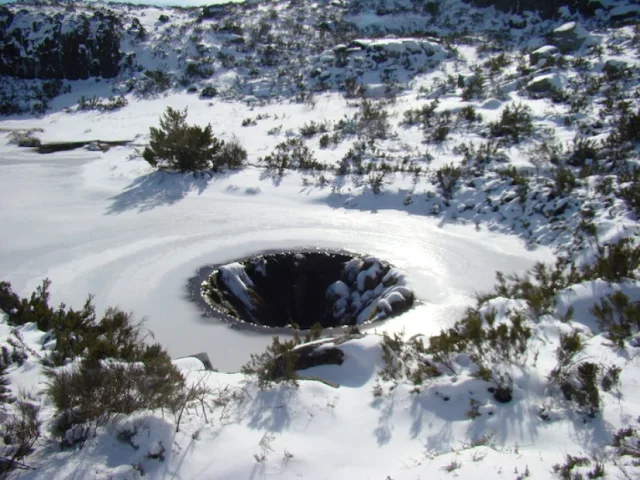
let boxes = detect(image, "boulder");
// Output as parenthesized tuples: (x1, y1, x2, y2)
(610, 5, 640, 25)
(526, 74, 562, 95)
(547, 22, 589, 53)
(529, 45, 561, 67)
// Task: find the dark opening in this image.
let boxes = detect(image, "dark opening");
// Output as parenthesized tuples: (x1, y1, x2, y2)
(199, 251, 414, 329)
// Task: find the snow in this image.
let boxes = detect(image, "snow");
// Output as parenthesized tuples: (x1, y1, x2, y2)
(0, 93, 554, 372)
(0, 0, 639, 478)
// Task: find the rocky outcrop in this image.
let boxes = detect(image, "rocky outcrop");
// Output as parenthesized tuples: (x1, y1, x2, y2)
(0, 7, 122, 80)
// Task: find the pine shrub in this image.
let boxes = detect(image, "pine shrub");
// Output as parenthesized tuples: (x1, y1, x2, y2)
(143, 107, 245, 172)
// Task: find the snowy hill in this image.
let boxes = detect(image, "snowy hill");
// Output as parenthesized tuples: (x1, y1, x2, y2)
(0, 0, 640, 478)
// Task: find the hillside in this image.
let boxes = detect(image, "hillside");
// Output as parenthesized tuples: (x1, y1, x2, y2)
(0, 0, 639, 478)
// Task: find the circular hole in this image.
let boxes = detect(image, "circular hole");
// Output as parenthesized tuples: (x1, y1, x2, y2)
(194, 250, 415, 330)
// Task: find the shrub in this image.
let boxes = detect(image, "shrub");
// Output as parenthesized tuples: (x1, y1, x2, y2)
(568, 137, 599, 167)
(241, 336, 299, 388)
(436, 164, 462, 200)
(77, 95, 128, 112)
(200, 86, 218, 98)
(402, 99, 439, 127)
(582, 239, 640, 282)
(0, 396, 41, 478)
(489, 103, 533, 143)
(8, 130, 41, 148)
(357, 100, 391, 141)
(138, 69, 172, 95)
(299, 121, 329, 138)
(552, 455, 590, 480)
(461, 72, 485, 101)
(143, 107, 245, 172)
(553, 167, 577, 196)
(590, 291, 640, 347)
(262, 138, 324, 173)
(46, 354, 184, 442)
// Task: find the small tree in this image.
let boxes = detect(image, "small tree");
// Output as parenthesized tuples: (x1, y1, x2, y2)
(143, 107, 244, 172)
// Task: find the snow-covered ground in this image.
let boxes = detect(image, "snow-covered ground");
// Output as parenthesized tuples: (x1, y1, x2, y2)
(1, 0, 639, 478)
(0, 93, 553, 372)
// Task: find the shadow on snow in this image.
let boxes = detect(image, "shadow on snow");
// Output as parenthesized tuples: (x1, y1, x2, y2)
(106, 170, 227, 214)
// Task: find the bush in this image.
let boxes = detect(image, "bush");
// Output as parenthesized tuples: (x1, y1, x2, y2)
(489, 103, 533, 143)
(46, 354, 184, 442)
(8, 130, 41, 148)
(0, 396, 41, 478)
(262, 138, 324, 173)
(143, 107, 246, 172)
(590, 291, 640, 347)
(553, 167, 577, 196)
(200, 86, 218, 98)
(436, 164, 462, 200)
(77, 95, 128, 112)
(241, 336, 299, 388)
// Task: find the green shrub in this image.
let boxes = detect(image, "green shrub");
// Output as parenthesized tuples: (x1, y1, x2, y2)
(262, 138, 324, 173)
(200, 86, 218, 98)
(77, 95, 128, 112)
(461, 72, 485, 101)
(553, 167, 577, 196)
(139, 69, 172, 95)
(590, 291, 640, 347)
(241, 336, 300, 388)
(0, 396, 41, 477)
(489, 103, 533, 143)
(552, 455, 590, 480)
(46, 354, 184, 442)
(568, 137, 599, 167)
(143, 107, 245, 172)
(436, 164, 462, 200)
(583, 239, 640, 282)
(299, 121, 329, 138)
(357, 100, 391, 140)
(402, 99, 439, 127)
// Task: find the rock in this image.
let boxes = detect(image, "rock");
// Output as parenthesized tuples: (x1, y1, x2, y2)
(465, 0, 603, 18)
(603, 59, 629, 79)
(526, 74, 562, 95)
(273, 341, 345, 379)
(547, 22, 589, 53)
(529, 45, 561, 67)
(490, 386, 513, 403)
(177, 352, 215, 371)
(610, 5, 640, 25)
